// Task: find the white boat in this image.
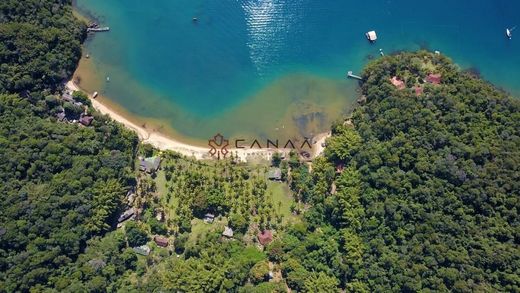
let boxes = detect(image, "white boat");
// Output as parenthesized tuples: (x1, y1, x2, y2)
(507, 26, 516, 39)
(92, 91, 98, 99)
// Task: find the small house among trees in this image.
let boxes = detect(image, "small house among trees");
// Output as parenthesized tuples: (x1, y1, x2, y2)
(426, 73, 442, 84)
(118, 209, 135, 223)
(154, 236, 169, 247)
(61, 92, 75, 103)
(139, 156, 161, 173)
(133, 245, 151, 256)
(257, 230, 273, 246)
(222, 226, 234, 238)
(79, 114, 94, 126)
(56, 111, 66, 122)
(267, 168, 282, 181)
(204, 213, 215, 224)
(390, 76, 405, 89)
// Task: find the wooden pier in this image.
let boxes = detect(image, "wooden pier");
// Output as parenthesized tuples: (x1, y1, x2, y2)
(347, 71, 362, 80)
(87, 27, 110, 32)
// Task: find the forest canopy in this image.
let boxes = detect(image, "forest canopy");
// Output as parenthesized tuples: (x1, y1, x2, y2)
(0, 94, 138, 291)
(319, 51, 520, 291)
(0, 3, 140, 290)
(44, 51, 519, 293)
(0, 0, 84, 94)
(0, 0, 519, 290)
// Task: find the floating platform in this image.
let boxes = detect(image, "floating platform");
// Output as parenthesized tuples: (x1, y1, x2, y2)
(366, 30, 377, 42)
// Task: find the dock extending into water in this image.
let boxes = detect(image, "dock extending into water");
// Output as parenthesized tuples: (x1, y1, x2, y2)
(347, 71, 362, 80)
(87, 27, 110, 32)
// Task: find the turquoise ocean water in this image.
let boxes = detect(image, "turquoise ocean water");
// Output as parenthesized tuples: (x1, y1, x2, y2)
(75, 0, 520, 143)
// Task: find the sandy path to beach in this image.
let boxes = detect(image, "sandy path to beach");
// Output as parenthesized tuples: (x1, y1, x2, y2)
(66, 81, 330, 162)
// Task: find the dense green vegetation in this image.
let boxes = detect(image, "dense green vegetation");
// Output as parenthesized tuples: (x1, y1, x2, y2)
(0, 0, 519, 291)
(0, 94, 138, 291)
(0, 2, 140, 291)
(158, 154, 289, 234)
(0, 0, 84, 94)
(316, 52, 520, 291)
(54, 52, 518, 293)
(140, 233, 268, 292)
(22, 149, 295, 292)
(270, 52, 520, 292)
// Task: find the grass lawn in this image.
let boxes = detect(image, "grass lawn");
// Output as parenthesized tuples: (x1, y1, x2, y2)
(188, 218, 227, 245)
(244, 155, 271, 168)
(154, 169, 180, 220)
(267, 181, 299, 224)
(154, 169, 167, 197)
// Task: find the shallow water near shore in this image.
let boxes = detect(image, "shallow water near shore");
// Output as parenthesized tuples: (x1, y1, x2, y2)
(75, 0, 520, 145)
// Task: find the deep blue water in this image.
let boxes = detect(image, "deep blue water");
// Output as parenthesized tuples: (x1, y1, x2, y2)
(76, 0, 520, 141)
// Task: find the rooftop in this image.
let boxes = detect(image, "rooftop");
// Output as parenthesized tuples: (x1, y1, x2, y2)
(390, 76, 405, 90)
(139, 156, 161, 173)
(133, 245, 151, 256)
(79, 115, 94, 126)
(258, 230, 273, 246)
(118, 209, 135, 223)
(267, 168, 282, 181)
(414, 86, 424, 96)
(222, 226, 234, 238)
(366, 30, 377, 41)
(154, 236, 169, 247)
(426, 73, 442, 85)
(204, 213, 215, 223)
(61, 93, 74, 103)
(56, 112, 66, 121)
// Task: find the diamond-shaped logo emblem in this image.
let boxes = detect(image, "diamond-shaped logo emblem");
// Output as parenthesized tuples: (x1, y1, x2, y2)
(208, 133, 229, 159)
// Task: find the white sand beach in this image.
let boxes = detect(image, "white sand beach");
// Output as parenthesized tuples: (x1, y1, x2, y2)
(66, 81, 330, 162)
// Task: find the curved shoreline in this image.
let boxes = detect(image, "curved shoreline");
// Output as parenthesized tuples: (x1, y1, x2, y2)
(70, 5, 331, 162)
(66, 81, 330, 161)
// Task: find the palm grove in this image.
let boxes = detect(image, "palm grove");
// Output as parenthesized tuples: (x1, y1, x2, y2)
(0, 1, 519, 292)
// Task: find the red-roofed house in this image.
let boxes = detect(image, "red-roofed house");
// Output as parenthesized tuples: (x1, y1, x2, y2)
(426, 73, 442, 85)
(79, 115, 94, 126)
(390, 76, 405, 90)
(154, 236, 169, 247)
(414, 86, 424, 96)
(258, 230, 273, 246)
